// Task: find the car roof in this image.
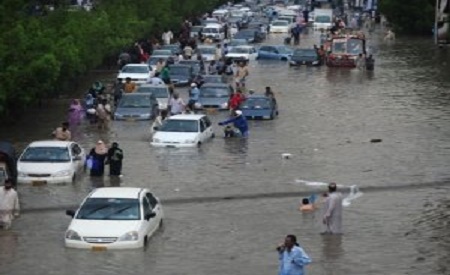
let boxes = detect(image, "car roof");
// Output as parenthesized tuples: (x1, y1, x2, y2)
(122, 92, 152, 97)
(233, 45, 254, 49)
(201, 83, 230, 88)
(247, 94, 270, 99)
(204, 23, 222, 27)
(123, 63, 148, 67)
(168, 114, 206, 120)
(169, 64, 191, 68)
(138, 84, 168, 89)
(197, 45, 216, 49)
(89, 187, 145, 199)
(28, 140, 74, 148)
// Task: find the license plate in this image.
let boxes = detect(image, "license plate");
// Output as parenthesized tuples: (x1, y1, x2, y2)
(92, 246, 107, 251)
(32, 181, 47, 186)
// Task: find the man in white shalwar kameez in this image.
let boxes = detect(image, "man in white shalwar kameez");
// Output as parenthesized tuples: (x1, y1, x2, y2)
(322, 182, 343, 234)
(0, 180, 20, 230)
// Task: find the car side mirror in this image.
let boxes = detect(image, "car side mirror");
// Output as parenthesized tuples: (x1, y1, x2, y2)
(66, 210, 75, 218)
(145, 212, 156, 220)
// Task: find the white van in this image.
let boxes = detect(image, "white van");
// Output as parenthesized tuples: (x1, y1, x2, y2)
(313, 8, 333, 30)
(202, 23, 225, 41)
(212, 9, 229, 20)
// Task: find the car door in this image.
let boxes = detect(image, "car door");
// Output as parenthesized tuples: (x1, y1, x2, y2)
(202, 116, 214, 139)
(146, 192, 162, 229)
(199, 119, 208, 142)
(141, 195, 154, 237)
(258, 46, 270, 59)
(249, 47, 257, 61)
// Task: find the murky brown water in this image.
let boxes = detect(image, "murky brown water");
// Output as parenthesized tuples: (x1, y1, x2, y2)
(1, 26, 450, 275)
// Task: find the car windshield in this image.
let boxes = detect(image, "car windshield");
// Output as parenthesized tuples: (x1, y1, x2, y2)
(159, 119, 199, 132)
(294, 49, 317, 57)
(242, 98, 271, 109)
(198, 47, 216, 54)
(20, 147, 70, 162)
(228, 17, 241, 22)
(170, 67, 190, 75)
(230, 47, 251, 54)
(277, 46, 292, 54)
(121, 66, 148, 74)
(279, 17, 292, 23)
(148, 58, 161, 65)
(203, 76, 223, 83)
(161, 46, 178, 53)
(76, 198, 140, 220)
(237, 30, 254, 36)
(347, 38, 364, 55)
(200, 88, 229, 98)
(272, 21, 288, 26)
(315, 15, 331, 23)
(191, 26, 203, 32)
(152, 50, 171, 56)
(136, 87, 168, 98)
(119, 95, 151, 108)
(203, 28, 219, 34)
(332, 42, 346, 54)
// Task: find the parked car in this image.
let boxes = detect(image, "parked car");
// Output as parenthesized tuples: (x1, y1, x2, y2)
(269, 20, 290, 33)
(195, 83, 233, 110)
(17, 140, 86, 185)
(196, 45, 216, 62)
(168, 64, 194, 86)
(227, 39, 249, 51)
(257, 45, 293, 60)
(65, 187, 164, 250)
(114, 93, 159, 121)
(233, 29, 264, 43)
(151, 114, 215, 148)
(240, 94, 278, 120)
(117, 64, 153, 84)
(136, 84, 170, 110)
(289, 48, 321, 66)
(0, 142, 17, 187)
(225, 45, 258, 61)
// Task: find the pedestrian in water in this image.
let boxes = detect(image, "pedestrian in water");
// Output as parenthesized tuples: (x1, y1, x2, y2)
(52, 122, 71, 141)
(96, 99, 111, 130)
(322, 182, 343, 234)
(365, 54, 375, 71)
(107, 142, 123, 177)
(88, 140, 108, 177)
(276, 234, 311, 275)
(151, 109, 168, 133)
(218, 110, 249, 138)
(188, 83, 200, 111)
(0, 179, 20, 230)
(68, 99, 84, 126)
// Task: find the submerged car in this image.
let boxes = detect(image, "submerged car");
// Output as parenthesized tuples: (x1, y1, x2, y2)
(151, 114, 215, 148)
(228, 39, 249, 50)
(17, 141, 86, 185)
(114, 93, 159, 121)
(65, 187, 164, 250)
(257, 45, 293, 60)
(135, 85, 170, 110)
(233, 29, 264, 43)
(168, 64, 194, 86)
(225, 45, 257, 61)
(195, 83, 233, 110)
(117, 64, 153, 84)
(289, 48, 321, 66)
(269, 20, 290, 33)
(240, 95, 278, 120)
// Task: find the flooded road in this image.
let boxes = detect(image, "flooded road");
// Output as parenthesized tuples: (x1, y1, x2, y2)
(1, 28, 450, 275)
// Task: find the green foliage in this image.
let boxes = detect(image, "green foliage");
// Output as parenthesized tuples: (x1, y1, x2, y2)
(0, 0, 227, 116)
(379, 0, 435, 34)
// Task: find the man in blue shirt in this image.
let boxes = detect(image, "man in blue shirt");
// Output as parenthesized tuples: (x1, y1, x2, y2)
(277, 235, 311, 275)
(187, 82, 200, 111)
(218, 110, 249, 137)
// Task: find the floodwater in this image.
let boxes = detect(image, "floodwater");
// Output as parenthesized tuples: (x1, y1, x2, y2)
(1, 27, 450, 275)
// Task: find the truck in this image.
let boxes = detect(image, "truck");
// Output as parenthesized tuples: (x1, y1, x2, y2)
(312, 8, 333, 30)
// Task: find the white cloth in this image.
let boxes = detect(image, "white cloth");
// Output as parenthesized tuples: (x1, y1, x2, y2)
(148, 77, 165, 85)
(322, 192, 343, 234)
(151, 116, 166, 134)
(0, 188, 20, 229)
(168, 98, 185, 114)
(162, 31, 173, 45)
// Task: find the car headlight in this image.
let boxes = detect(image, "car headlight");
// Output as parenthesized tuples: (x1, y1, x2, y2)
(54, 170, 71, 177)
(153, 138, 161, 143)
(65, 230, 81, 241)
(118, 231, 139, 242)
(18, 171, 27, 177)
(221, 102, 228, 108)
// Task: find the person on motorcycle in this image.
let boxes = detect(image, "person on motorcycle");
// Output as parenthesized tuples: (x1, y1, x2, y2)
(218, 110, 249, 138)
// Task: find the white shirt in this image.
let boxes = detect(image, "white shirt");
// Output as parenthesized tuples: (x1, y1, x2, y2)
(169, 98, 185, 114)
(0, 188, 20, 224)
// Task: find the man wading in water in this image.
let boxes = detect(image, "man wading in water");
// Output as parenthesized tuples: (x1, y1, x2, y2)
(277, 234, 311, 275)
(322, 182, 343, 234)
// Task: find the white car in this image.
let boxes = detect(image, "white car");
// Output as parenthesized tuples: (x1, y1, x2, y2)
(225, 45, 257, 61)
(117, 64, 153, 84)
(196, 45, 217, 62)
(270, 20, 290, 33)
(17, 140, 85, 185)
(151, 114, 215, 148)
(65, 187, 163, 250)
(136, 84, 170, 110)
